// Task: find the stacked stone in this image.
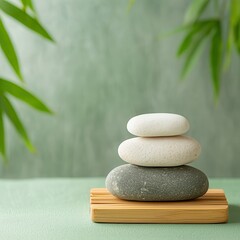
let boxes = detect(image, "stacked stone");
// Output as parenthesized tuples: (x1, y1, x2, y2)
(106, 113, 209, 201)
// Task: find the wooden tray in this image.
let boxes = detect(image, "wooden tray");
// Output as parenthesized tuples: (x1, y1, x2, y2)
(90, 188, 228, 223)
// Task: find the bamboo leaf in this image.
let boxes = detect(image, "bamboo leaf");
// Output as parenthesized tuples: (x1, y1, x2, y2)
(21, 0, 27, 11)
(178, 28, 198, 56)
(0, 17, 23, 81)
(181, 42, 202, 78)
(225, 0, 240, 68)
(2, 95, 35, 152)
(231, 0, 240, 49)
(28, 0, 35, 12)
(21, 0, 35, 12)
(127, 0, 136, 12)
(0, 0, 53, 41)
(0, 96, 6, 160)
(159, 25, 191, 41)
(210, 23, 222, 100)
(224, 29, 234, 70)
(232, 0, 240, 53)
(177, 20, 216, 56)
(235, 20, 240, 53)
(184, 0, 209, 24)
(0, 78, 52, 113)
(181, 20, 215, 78)
(230, 0, 240, 26)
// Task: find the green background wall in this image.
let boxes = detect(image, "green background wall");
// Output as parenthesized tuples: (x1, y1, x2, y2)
(0, 0, 239, 178)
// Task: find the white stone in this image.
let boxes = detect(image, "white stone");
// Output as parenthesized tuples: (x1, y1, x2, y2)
(127, 113, 190, 137)
(118, 136, 201, 167)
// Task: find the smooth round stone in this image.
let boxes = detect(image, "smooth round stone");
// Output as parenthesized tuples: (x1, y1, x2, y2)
(118, 136, 201, 167)
(106, 164, 209, 201)
(127, 113, 190, 137)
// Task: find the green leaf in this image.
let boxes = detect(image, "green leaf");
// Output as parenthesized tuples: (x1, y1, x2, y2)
(230, 0, 240, 26)
(231, 0, 240, 53)
(0, 0, 54, 41)
(177, 20, 217, 56)
(235, 20, 240, 53)
(2, 95, 35, 152)
(224, 0, 240, 69)
(0, 96, 6, 160)
(159, 25, 190, 41)
(210, 23, 222, 100)
(181, 20, 215, 78)
(0, 17, 23, 81)
(177, 27, 197, 56)
(0, 78, 52, 113)
(127, 0, 136, 12)
(184, 0, 209, 24)
(225, 29, 234, 70)
(21, 0, 27, 11)
(27, 0, 35, 12)
(21, 0, 35, 12)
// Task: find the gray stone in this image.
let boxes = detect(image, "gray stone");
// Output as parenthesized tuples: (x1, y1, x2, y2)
(105, 164, 209, 201)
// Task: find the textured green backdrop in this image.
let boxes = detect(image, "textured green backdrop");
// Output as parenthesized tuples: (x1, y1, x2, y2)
(0, 0, 239, 178)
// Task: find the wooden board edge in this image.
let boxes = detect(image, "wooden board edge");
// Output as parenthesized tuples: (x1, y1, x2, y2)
(91, 205, 229, 224)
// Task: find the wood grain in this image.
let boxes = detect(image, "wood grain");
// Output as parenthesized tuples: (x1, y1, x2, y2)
(90, 188, 228, 223)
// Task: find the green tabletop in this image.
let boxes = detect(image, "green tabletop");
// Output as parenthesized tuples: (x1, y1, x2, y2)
(0, 178, 239, 240)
